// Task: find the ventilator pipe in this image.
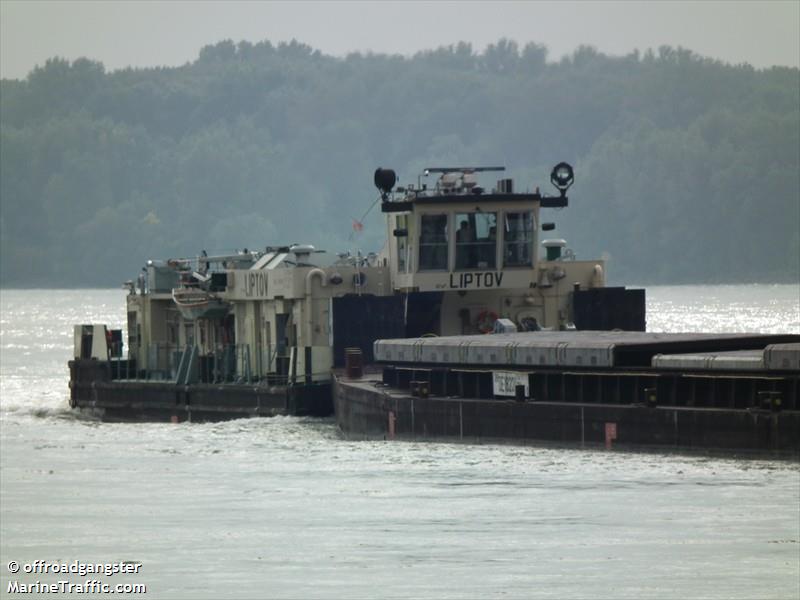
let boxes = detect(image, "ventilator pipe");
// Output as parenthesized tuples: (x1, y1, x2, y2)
(591, 264, 605, 288)
(305, 268, 327, 295)
(304, 268, 328, 347)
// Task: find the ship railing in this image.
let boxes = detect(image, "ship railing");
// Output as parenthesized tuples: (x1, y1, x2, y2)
(205, 345, 331, 386)
(198, 344, 252, 384)
(151, 342, 181, 380)
(110, 343, 251, 384)
(111, 343, 332, 386)
(167, 343, 254, 384)
(109, 342, 184, 381)
(197, 345, 329, 386)
(107, 341, 132, 379)
(111, 342, 179, 381)
(262, 371, 333, 387)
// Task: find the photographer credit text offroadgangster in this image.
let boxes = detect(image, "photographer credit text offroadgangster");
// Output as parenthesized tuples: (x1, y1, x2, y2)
(9, 560, 142, 577)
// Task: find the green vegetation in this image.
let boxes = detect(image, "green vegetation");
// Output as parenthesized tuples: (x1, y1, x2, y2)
(1, 39, 798, 286)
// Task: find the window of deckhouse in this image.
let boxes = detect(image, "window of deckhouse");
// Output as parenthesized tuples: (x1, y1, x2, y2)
(504, 211, 535, 267)
(418, 214, 448, 271)
(455, 212, 497, 270)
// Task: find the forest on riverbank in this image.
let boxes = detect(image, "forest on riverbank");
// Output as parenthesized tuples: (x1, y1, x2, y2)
(1, 39, 798, 286)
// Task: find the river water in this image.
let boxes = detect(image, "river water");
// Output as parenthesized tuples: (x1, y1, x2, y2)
(1, 285, 798, 599)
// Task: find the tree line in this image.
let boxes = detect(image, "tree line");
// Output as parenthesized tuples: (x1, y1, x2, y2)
(1, 39, 797, 286)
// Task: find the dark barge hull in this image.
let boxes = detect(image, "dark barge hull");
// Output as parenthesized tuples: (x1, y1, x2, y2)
(334, 376, 800, 454)
(69, 359, 332, 421)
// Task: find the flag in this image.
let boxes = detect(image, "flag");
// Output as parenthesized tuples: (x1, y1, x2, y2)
(352, 219, 364, 232)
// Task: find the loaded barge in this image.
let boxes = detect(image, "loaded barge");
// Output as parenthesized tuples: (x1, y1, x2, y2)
(334, 333, 800, 453)
(68, 163, 800, 453)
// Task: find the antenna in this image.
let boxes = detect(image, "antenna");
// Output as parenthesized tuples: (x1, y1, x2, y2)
(423, 166, 505, 174)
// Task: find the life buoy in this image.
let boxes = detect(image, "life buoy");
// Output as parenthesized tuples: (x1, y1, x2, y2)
(475, 310, 498, 334)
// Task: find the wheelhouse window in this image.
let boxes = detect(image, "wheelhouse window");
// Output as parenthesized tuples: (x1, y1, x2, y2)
(455, 212, 497, 270)
(504, 211, 535, 267)
(418, 214, 448, 271)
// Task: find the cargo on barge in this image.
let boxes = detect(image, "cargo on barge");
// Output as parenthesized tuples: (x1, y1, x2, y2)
(334, 332, 800, 453)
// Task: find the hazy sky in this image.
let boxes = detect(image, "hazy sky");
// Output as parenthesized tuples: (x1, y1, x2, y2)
(1, 0, 798, 79)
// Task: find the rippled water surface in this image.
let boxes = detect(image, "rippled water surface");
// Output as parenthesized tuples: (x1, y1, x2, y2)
(1, 286, 798, 599)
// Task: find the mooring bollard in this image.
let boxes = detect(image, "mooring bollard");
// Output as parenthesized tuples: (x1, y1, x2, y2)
(344, 347, 363, 379)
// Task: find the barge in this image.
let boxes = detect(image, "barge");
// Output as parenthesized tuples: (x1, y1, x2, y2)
(334, 333, 800, 453)
(69, 162, 644, 421)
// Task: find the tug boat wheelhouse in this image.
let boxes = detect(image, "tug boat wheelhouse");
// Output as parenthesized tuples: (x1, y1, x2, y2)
(69, 163, 646, 421)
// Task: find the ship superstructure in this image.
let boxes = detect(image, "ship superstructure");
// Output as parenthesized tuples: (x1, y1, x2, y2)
(70, 163, 644, 419)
